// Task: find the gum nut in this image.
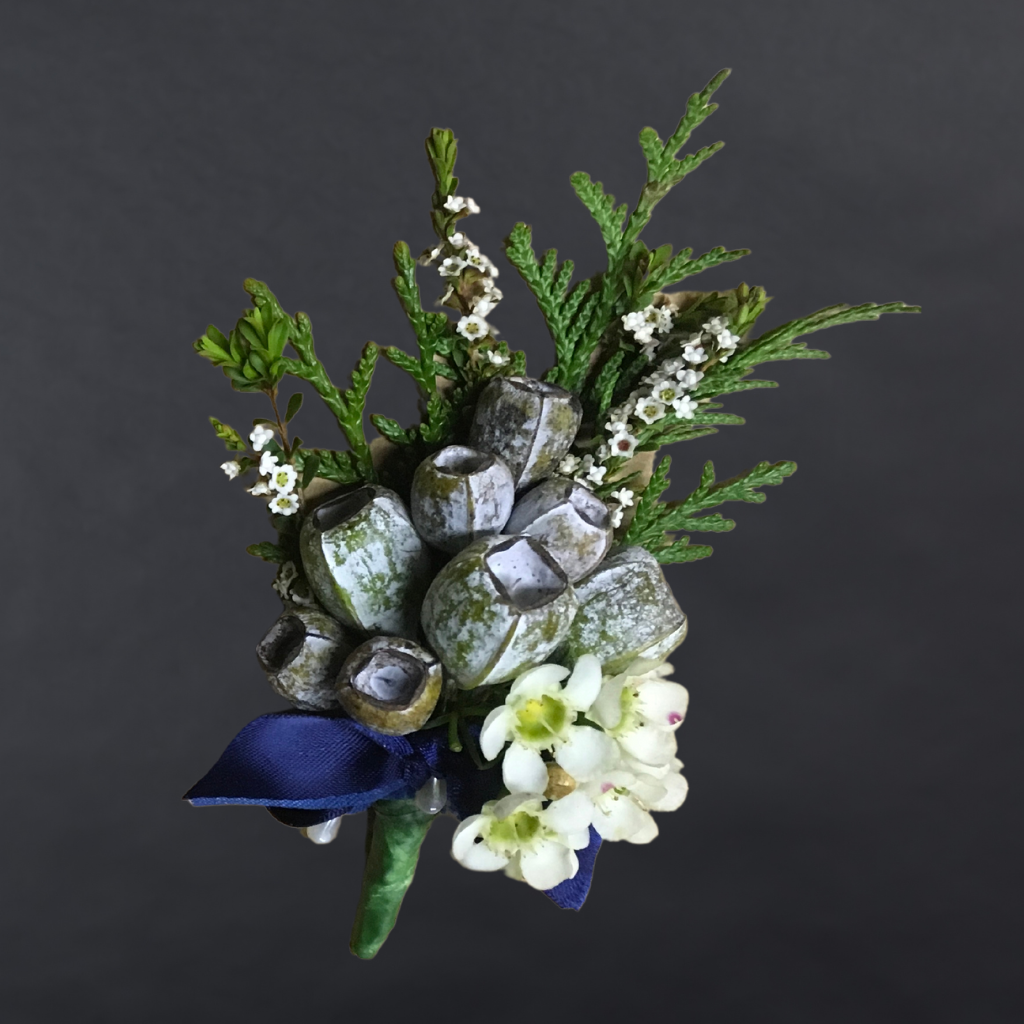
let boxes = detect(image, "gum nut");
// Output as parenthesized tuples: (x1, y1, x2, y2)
(505, 478, 613, 582)
(256, 607, 356, 711)
(299, 485, 431, 639)
(469, 376, 582, 491)
(563, 546, 688, 673)
(335, 636, 443, 736)
(410, 445, 515, 553)
(421, 534, 578, 689)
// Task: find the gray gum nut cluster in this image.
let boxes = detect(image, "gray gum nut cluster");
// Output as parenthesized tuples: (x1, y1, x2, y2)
(421, 534, 578, 689)
(299, 485, 431, 639)
(563, 546, 689, 673)
(505, 477, 613, 583)
(336, 636, 443, 736)
(470, 376, 582, 492)
(410, 445, 515, 553)
(256, 607, 356, 711)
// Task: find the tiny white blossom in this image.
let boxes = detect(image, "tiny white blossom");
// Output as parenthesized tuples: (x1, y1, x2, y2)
(465, 197, 480, 213)
(610, 506, 625, 529)
(248, 480, 271, 496)
(682, 343, 706, 364)
(456, 314, 490, 341)
(635, 398, 667, 425)
(425, 244, 442, 262)
(652, 379, 684, 405)
(448, 231, 468, 248)
(267, 462, 298, 493)
(605, 418, 629, 436)
(250, 424, 274, 452)
(269, 491, 300, 516)
(676, 368, 704, 389)
(672, 394, 699, 419)
(609, 488, 634, 508)
(558, 454, 582, 475)
(485, 349, 509, 366)
(661, 357, 684, 374)
(259, 451, 280, 476)
(472, 293, 499, 317)
(443, 195, 465, 212)
(596, 442, 611, 461)
(702, 316, 728, 335)
(586, 462, 607, 485)
(609, 430, 639, 458)
(463, 247, 497, 276)
(220, 460, 241, 479)
(438, 256, 466, 277)
(272, 561, 299, 602)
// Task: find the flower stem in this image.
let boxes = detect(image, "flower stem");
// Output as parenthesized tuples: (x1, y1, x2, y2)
(349, 799, 434, 960)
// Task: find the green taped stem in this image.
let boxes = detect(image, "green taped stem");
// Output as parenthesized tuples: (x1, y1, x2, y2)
(349, 799, 433, 959)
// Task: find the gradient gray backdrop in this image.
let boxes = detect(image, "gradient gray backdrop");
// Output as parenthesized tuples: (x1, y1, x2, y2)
(2, 2, 1021, 1021)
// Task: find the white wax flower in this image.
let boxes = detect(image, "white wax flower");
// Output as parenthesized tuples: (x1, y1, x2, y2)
(480, 656, 617, 795)
(463, 247, 497, 276)
(443, 195, 480, 214)
(635, 398, 667, 424)
(676, 368, 704, 389)
(259, 451, 280, 476)
(269, 491, 300, 516)
(682, 343, 706, 364)
(672, 395, 699, 419)
(250, 424, 274, 452)
(448, 231, 468, 248)
(485, 349, 509, 366)
(558, 454, 581, 475)
(652, 379, 684, 404)
(589, 659, 689, 767)
(220, 461, 241, 479)
(456, 314, 490, 340)
(248, 480, 271, 496)
(439, 256, 467, 277)
(267, 462, 298, 493)
(610, 506, 624, 529)
(609, 488, 634, 507)
(702, 316, 728, 335)
(608, 430, 639, 458)
(451, 792, 592, 890)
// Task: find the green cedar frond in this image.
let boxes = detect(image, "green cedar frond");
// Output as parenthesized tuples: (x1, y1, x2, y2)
(569, 173, 628, 256)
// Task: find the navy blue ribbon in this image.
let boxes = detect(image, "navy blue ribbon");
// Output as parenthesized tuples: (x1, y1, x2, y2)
(185, 711, 601, 909)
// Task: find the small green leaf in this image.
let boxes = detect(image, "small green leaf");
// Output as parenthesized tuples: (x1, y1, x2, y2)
(285, 392, 303, 422)
(300, 453, 320, 488)
(246, 541, 287, 563)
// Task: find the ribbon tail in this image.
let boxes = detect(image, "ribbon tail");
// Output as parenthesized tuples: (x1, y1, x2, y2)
(349, 798, 434, 960)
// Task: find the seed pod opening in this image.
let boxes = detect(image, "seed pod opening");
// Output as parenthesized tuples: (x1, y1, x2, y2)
(470, 376, 582, 491)
(505, 478, 613, 582)
(421, 534, 578, 689)
(563, 546, 688, 672)
(256, 607, 355, 711)
(299, 485, 431, 639)
(336, 636, 443, 735)
(410, 445, 515, 553)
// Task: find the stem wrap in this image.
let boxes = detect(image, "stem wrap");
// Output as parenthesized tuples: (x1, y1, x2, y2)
(349, 798, 433, 959)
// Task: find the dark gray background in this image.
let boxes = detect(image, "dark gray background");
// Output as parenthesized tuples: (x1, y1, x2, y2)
(2, 1, 1020, 1021)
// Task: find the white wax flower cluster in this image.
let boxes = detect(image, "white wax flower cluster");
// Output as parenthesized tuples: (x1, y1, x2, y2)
(426, 195, 507, 366)
(219, 424, 300, 516)
(452, 655, 688, 890)
(554, 312, 744, 529)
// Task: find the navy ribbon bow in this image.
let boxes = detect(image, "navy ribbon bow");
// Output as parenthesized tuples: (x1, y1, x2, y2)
(185, 711, 601, 909)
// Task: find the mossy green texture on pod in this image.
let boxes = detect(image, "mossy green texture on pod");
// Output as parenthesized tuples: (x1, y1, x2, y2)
(300, 486, 431, 639)
(506, 478, 613, 582)
(470, 377, 582, 492)
(255, 606, 356, 711)
(336, 636, 443, 736)
(421, 534, 578, 688)
(564, 546, 688, 672)
(410, 445, 515, 553)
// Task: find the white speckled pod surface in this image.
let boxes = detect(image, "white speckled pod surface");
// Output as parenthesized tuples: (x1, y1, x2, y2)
(563, 546, 688, 672)
(469, 376, 582, 491)
(255, 606, 356, 711)
(300, 486, 431, 639)
(421, 534, 578, 688)
(506, 478, 613, 582)
(410, 445, 514, 553)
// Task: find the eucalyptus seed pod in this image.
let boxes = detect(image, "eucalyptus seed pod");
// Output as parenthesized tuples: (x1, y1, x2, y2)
(299, 486, 431, 639)
(256, 607, 356, 711)
(410, 445, 515, 553)
(563, 546, 688, 673)
(469, 376, 582, 491)
(336, 636, 443, 736)
(421, 534, 578, 689)
(505, 478, 613, 582)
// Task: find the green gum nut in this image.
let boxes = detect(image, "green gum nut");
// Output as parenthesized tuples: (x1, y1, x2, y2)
(505, 478, 613, 582)
(563, 546, 688, 673)
(410, 445, 515, 554)
(469, 376, 582, 492)
(336, 636, 443, 736)
(256, 607, 356, 711)
(300, 486, 431, 640)
(421, 534, 578, 689)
